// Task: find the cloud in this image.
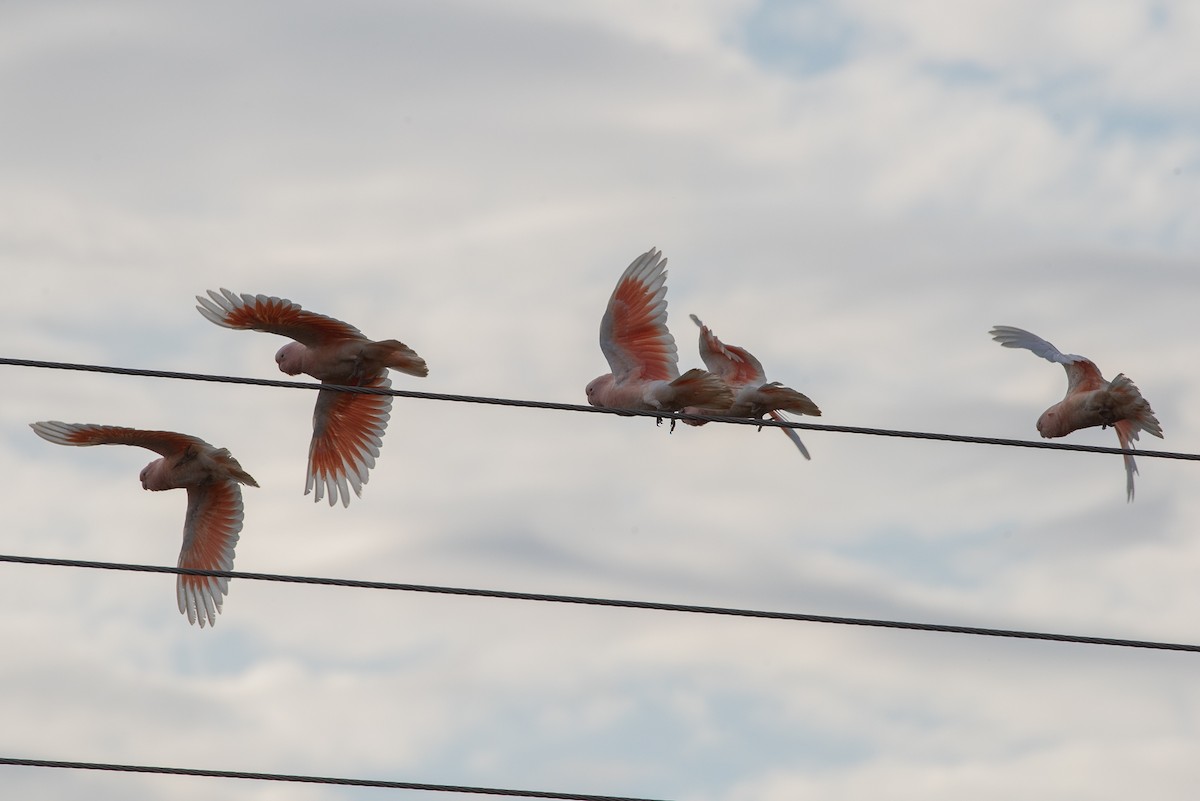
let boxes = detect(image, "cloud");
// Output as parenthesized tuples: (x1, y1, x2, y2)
(2, 1, 1198, 799)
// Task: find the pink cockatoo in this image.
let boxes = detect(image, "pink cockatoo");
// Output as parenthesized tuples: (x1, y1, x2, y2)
(990, 325, 1162, 501)
(30, 421, 258, 627)
(197, 289, 427, 506)
(684, 315, 822, 458)
(585, 248, 733, 418)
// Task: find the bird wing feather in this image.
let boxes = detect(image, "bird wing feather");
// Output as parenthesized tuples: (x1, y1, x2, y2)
(598, 248, 679, 383)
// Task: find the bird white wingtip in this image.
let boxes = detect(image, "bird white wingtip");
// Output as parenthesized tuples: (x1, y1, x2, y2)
(30, 421, 91, 446)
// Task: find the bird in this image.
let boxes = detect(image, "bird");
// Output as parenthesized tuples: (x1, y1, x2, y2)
(585, 247, 733, 420)
(684, 315, 822, 458)
(29, 421, 258, 627)
(196, 289, 427, 506)
(989, 325, 1162, 501)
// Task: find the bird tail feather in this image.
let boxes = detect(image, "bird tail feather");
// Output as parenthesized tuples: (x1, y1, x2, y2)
(758, 383, 821, 417)
(365, 340, 429, 377)
(768, 410, 812, 460)
(1107, 373, 1162, 440)
(669, 369, 734, 410)
(1113, 419, 1140, 503)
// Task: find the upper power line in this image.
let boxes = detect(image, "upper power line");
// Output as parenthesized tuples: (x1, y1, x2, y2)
(3, 357, 1197, 462)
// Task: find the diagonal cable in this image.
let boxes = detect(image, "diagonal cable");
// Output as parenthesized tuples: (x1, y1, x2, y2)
(2, 553, 1198, 653)
(2, 356, 1197, 461)
(0, 756, 667, 800)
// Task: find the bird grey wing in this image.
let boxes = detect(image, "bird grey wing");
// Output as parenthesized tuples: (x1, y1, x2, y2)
(598, 248, 678, 383)
(989, 326, 1087, 365)
(306, 375, 393, 507)
(196, 288, 365, 347)
(990, 327, 1105, 393)
(177, 479, 245, 627)
(690, 314, 766, 387)
(598, 304, 639, 383)
(30, 421, 207, 459)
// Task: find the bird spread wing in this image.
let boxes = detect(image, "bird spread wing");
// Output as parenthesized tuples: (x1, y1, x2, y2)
(990, 326, 1081, 364)
(989, 325, 1106, 394)
(178, 479, 245, 628)
(30, 421, 206, 459)
(307, 374, 393, 506)
(598, 248, 678, 383)
(196, 289, 365, 346)
(690, 315, 765, 387)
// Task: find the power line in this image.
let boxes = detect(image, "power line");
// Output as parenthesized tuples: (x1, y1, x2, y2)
(2, 356, 1196, 462)
(3, 553, 1197, 653)
(0, 756, 667, 800)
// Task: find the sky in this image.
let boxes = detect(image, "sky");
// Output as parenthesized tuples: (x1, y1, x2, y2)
(2, 1, 1199, 799)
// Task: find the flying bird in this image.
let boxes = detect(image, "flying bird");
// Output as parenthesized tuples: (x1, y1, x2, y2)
(30, 421, 258, 627)
(684, 315, 822, 458)
(196, 289, 427, 506)
(586, 247, 733, 419)
(990, 325, 1162, 500)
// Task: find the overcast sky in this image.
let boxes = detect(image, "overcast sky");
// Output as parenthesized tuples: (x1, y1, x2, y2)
(2, 1, 1200, 799)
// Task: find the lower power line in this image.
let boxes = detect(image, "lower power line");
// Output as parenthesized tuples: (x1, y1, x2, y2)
(2, 553, 1197, 653)
(0, 756, 666, 801)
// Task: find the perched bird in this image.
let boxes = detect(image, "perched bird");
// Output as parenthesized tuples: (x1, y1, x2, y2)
(684, 315, 822, 458)
(197, 289, 427, 506)
(990, 325, 1162, 500)
(585, 248, 733, 418)
(30, 421, 258, 627)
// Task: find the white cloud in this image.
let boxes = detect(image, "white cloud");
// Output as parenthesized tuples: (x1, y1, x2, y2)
(1, 1, 1198, 799)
